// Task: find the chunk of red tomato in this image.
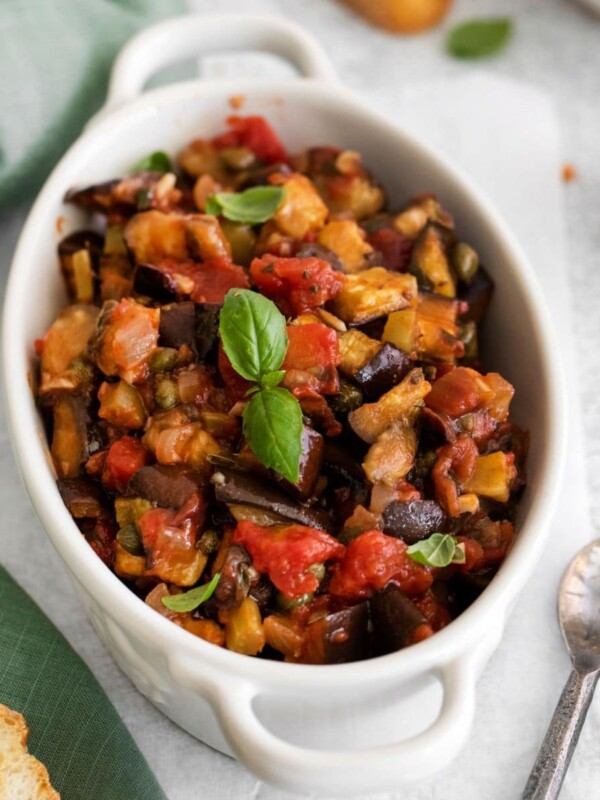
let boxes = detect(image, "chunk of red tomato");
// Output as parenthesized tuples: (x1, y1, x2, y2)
(250, 255, 343, 317)
(212, 115, 288, 164)
(328, 529, 433, 601)
(232, 520, 345, 599)
(102, 435, 150, 493)
(282, 323, 340, 395)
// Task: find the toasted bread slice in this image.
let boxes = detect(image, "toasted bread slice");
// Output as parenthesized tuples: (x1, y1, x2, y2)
(0, 704, 60, 799)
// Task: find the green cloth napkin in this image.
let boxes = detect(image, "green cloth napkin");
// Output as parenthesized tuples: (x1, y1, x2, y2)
(0, 565, 168, 800)
(0, 0, 184, 211)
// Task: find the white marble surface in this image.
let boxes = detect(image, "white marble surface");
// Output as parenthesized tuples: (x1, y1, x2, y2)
(2, 1, 600, 798)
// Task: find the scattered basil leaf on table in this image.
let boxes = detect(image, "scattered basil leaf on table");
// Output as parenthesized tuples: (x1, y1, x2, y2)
(447, 18, 513, 59)
(206, 186, 285, 224)
(133, 150, 172, 173)
(161, 573, 221, 612)
(407, 533, 459, 568)
(219, 289, 288, 382)
(243, 387, 303, 484)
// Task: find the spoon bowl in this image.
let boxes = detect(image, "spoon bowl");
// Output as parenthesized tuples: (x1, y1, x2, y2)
(523, 539, 600, 799)
(559, 538, 600, 672)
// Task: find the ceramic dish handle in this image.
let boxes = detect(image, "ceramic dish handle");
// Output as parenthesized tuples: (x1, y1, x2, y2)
(170, 653, 477, 795)
(104, 13, 337, 115)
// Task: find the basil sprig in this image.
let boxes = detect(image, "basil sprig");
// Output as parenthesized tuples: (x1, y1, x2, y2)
(219, 289, 303, 483)
(133, 150, 172, 173)
(447, 18, 513, 59)
(407, 534, 465, 568)
(161, 572, 221, 613)
(206, 186, 285, 224)
(219, 289, 288, 382)
(243, 387, 303, 484)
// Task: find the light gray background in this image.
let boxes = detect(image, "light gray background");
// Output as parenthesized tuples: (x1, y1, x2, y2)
(1, 1, 599, 798)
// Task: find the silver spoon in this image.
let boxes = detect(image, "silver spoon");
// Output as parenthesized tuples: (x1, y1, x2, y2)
(523, 538, 600, 799)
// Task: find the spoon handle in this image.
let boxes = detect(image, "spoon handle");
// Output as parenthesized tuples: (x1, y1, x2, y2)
(522, 668, 600, 800)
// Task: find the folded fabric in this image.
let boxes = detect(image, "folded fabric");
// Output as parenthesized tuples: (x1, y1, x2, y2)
(0, 565, 168, 800)
(0, 0, 184, 211)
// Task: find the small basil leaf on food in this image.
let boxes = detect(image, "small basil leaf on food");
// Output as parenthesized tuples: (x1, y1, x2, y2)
(133, 150, 172, 173)
(260, 370, 285, 388)
(205, 196, 222, 216)
(207, 186, 285, 224)
(243, 387, 303, 483)
(452, 542, 467, 565)
(219, 289, 288, 383)
(406, 533, 457, 568)
(447, 18, 513, 59)
(161, 572, 221, 613)
(116, 524, 144, 556)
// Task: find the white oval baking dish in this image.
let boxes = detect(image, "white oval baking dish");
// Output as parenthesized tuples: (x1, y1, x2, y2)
(2, 14, 566, 796)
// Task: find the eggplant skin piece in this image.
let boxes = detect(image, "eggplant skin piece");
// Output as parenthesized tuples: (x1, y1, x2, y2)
(214, 467, 334, 532)
(382, 500, 445, 544)
(129, 464, 205, 508)
(458, 265, 494, 324)
(304, 602, 370, 664)
(133, 263, 179, 302)
(296, 242, 344, 273)
(58, 230, 104, 261)
(57, 477, 109, 519)
(353, 342, 411, 400)
(212, 544, 251, 611)
(194, 303, 221, 362)
(159, 301, 195, 349)
(371, 584, 428, 655)
(278, 426, 324, 501)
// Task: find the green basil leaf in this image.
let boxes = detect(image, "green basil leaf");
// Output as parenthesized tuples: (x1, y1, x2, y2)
(220, 289, 288, 383)
(161, 573, 221, 613)
(133, 150, 172, 173)
(207, 186, 285, 224)
(407, 533, 457, 568)
(447, 18, 513, 59)
(452, 542, 467, 565)
(205, 196, 222, 216)
(116, 524, 144, 556)
(260, 370, 285, 388)
(243, 387, 303, 483)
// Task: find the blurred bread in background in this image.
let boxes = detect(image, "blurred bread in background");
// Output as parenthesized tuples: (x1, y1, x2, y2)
(0, 704, 60, 799)
(341, 0, 452, 33)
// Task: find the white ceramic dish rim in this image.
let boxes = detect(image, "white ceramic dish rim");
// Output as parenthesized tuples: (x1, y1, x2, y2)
(2, 14, 567, 792)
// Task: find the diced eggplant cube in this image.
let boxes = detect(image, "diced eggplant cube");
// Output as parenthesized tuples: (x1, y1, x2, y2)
(212, 544, 251, 611)
(458, 265, 494, 324)
(381, 499, 445, 544)
(194, 303, 221, 361)
(57, 477, 108, 519)
(214, 468, 333, 532)
(279, 426, 324, 501)
(159, 301, 195, 349)
(304, 603, 370, 664)
(354, 343, 411, 400)
(371, 584, 428, 654)
(128, 464, 205, 509)
(133, 263, 178, 302)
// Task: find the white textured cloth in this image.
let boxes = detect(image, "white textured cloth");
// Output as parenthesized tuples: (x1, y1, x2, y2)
(1, 1, 599, 798)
